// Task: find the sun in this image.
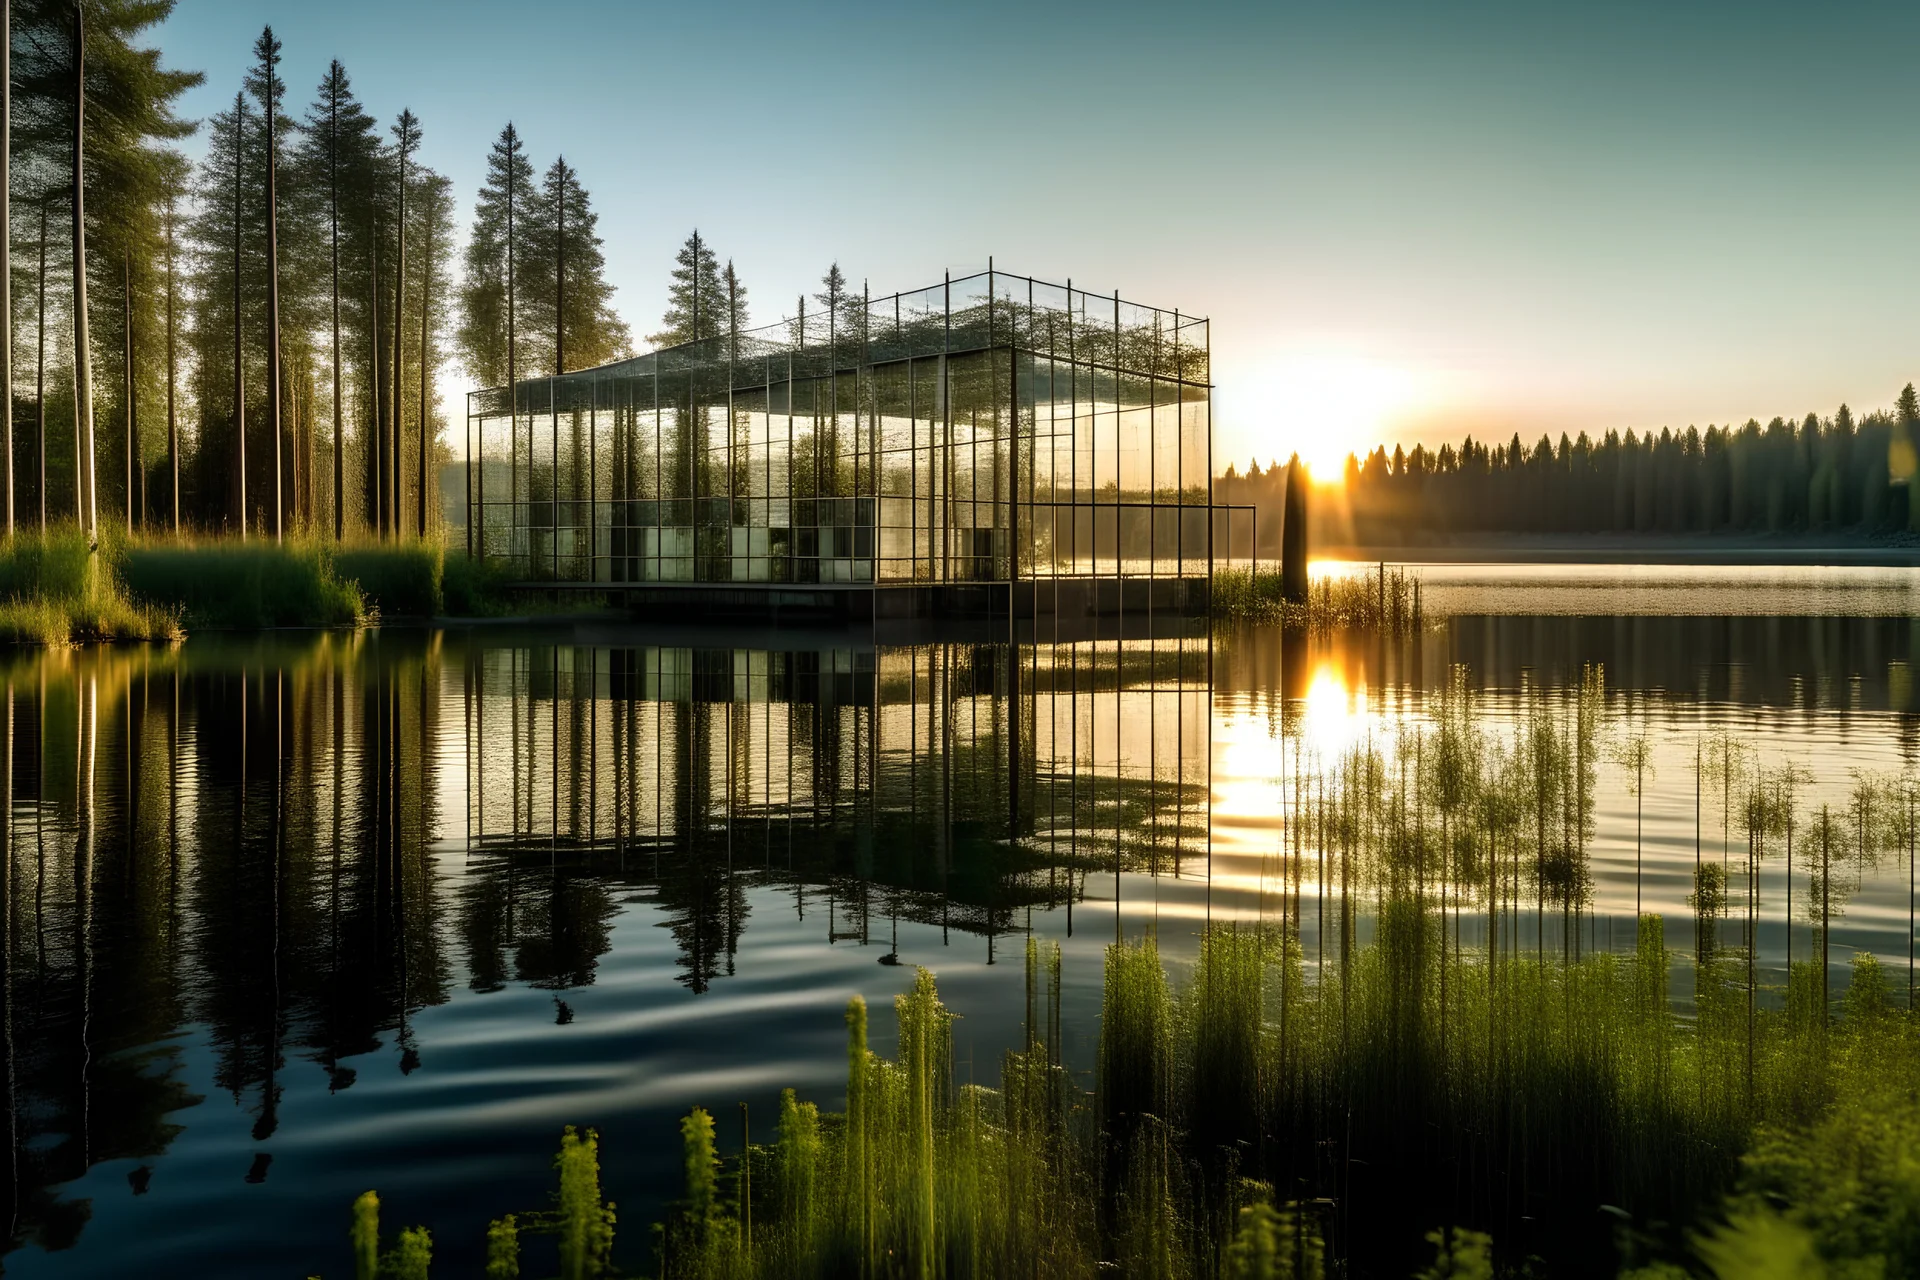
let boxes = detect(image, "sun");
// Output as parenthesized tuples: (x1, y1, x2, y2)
(1253, 353, 1415, 484)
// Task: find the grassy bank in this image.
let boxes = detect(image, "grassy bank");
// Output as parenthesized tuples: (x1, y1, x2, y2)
(0, 531, 541, 643)
(0, 527, 180, 644)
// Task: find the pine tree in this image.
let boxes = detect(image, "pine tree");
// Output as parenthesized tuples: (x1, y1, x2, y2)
(722, 260, 749, 355)
(386, 108, 420, 537)
(523, 157, 627, 374)
(1900, 384, 1920, 534)
(653, 230, 725, 348)
(814, 261, 860, 347)
(15, 0, 199, 533)
(248, 25, 287, 539)
(456, 123, 535, 389)
(71, 2, 95, 539)
(292, 60, 382, 537)
(413, 172, 452, 536)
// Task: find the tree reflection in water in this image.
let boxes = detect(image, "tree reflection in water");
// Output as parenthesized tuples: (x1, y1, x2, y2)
(0, 626, 1211, 1258)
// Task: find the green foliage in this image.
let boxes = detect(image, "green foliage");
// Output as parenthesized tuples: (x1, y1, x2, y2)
(0, 528, 182, 644)
(484, 1215, 519, 1279)
(384, 1226, 432, 1280)
(1223, 1199, 1325, 1280)
(334, 542, 443, 617)
(1692, 1209, 1827, 1280)
(1212, 564, 1424, 633)
(350, 1191, 380, 1280)
(555, 1126, 616, 1280)
(440, 552, 518, 617)
(123, 539, 363, 628)
(1415, 1227, 1493, 1280)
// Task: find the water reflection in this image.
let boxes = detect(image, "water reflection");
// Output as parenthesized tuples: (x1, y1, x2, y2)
(0, 631, 1210, 1268)
(459, 639, 1212, 992)
(3, 608, 1919, 1275)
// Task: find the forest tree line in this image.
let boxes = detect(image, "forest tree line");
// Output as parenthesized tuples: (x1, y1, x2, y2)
(2, 0, 856, 543)
(1219, 385, 1920, 548)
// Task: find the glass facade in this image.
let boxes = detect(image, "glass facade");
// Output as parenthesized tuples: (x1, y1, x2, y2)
(465, 268, 1212, 588)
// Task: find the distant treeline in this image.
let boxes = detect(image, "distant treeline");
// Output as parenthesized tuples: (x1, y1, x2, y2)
(1222, 384, 1920, 547)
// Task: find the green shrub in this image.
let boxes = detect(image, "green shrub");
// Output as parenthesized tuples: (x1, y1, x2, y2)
(335, 542, 443, 618)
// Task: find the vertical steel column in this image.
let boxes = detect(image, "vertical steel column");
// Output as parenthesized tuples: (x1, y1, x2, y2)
(551, 376, 559, 582)
(589, 374, 597, 583)
(942, 273, 951, 585)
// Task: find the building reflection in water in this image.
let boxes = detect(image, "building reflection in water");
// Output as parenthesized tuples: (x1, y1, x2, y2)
(458, 634, 1212, 993)
(0, 628, 1208, 1256)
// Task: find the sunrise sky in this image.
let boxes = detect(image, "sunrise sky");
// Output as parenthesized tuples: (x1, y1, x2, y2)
(156, 0, 1920, 476)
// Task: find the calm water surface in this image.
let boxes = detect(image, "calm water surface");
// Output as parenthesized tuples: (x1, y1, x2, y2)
(9, 564, 1920, 1277)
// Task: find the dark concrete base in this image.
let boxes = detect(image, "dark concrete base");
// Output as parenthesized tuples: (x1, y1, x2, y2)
(508, 576, 1212, 634)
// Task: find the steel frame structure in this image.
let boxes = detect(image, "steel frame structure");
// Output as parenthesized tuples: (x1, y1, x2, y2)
(465, 265, 1223, 606)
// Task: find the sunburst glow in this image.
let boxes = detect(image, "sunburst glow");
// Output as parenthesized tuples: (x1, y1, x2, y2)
(1251, 353, 1415, 483)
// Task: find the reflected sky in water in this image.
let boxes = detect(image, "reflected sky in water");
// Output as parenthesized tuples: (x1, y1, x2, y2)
(3, 593, 1918, 1276)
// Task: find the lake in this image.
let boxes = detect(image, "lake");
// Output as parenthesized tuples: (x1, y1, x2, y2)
(6, 563, 1919, 1276)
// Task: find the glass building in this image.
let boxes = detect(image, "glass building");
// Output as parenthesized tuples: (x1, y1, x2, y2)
(465, 267, 1217, 618)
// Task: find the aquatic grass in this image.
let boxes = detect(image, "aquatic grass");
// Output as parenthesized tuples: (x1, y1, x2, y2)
(1213, 562, 1426, 634)
(322, 916, 1920, 1278)
(556, 1125, 616, 1280)
(484, 1215, 519, 1279)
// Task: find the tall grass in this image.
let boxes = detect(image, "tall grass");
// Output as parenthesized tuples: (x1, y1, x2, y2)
(319, 922, 1920, 1278)
(1213, 562, 1425, 634)
(123, 539, 364, 629)
(336, 542, 443, 618)
(0, 526, 180, 644)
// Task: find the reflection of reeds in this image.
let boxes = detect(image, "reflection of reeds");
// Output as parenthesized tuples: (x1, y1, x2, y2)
(325, 901, 1920, 1277)
(1212, 563, 1425, 635)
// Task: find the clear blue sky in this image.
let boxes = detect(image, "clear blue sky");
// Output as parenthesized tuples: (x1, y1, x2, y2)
(158, 0, 1920, 472)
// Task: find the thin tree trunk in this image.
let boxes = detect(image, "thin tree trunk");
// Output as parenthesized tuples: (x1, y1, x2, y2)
(264, 38, 282, 543)
(369, 212, 381, 535)
(232, 94, 246, 539)
(554, 167, 565, 376)
(417, 195, 431, 538)
(2, 0, 10, 539)
(502, 128, 515, 560)
(35, 199, 46, 534)
(166, 192, 177, 535)
(329, 73, 341, 540)
(390, 151, 406, 539)
(122, 250, 131, 533)
(71, 5, 96, 543)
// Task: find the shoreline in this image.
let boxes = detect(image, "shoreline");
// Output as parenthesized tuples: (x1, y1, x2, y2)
(1315, 535, 1920, 568)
